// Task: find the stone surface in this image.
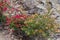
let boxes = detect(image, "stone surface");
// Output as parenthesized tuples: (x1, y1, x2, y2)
(0, 31, 11, 40)
(1, 30, 60, 40)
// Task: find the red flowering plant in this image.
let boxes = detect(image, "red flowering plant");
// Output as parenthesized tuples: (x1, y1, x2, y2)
(6, 14, 27, 31)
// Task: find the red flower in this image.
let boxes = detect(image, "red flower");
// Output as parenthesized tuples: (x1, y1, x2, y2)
(15, 14, 21, 18)
(15, 14, 27, 19)
(13, 14, 23, 18)
(3, 7, 7, 11)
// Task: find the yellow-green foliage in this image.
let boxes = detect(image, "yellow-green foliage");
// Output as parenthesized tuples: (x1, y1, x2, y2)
(22, 14, 58, 37)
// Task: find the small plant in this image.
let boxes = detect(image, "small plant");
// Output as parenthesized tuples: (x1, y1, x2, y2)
(21, 14, 58, 37)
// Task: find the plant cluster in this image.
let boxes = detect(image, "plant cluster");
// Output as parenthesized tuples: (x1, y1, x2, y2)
(6, 14, 27, 30)
(21, 14, 58, 37)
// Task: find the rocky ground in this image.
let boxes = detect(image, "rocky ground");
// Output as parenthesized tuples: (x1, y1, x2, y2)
(0, 31, 11, 40)
(0, 31, 60, 40)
